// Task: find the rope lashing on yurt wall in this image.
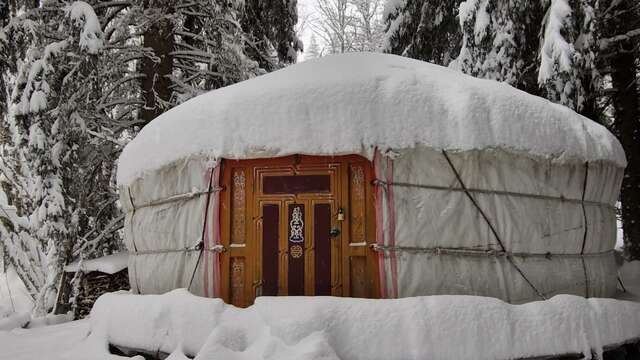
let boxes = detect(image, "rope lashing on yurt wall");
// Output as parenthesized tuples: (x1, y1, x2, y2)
(128, 186, 225, 212)
(369, 245, 613, 258)
(369, 180, 614, 210)
(443, 150, 546, 300)
(580, 162, 590, 297)
(127, 187, 140, 294)
(127, 188, 139, 254)
(128, 246, 225, 256)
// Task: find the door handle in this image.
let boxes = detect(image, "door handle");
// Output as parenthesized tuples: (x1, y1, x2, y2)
(253, 280, 263, 297)
(329, 228, 341, 237)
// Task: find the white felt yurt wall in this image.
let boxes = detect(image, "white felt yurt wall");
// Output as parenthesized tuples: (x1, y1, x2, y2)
(120, 156, 221, 297)
(374, 147, 621, 302)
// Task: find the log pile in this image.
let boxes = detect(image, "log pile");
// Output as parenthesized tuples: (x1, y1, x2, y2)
(74, 269, 129, 319)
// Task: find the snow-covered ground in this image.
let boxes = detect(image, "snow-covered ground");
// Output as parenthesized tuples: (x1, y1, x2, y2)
(0, 320, 90, 360)
(617, 260, 640, 302)
(1, 268, 33, 314)
(1, 261, 639, 360)
(0, 266, 34, 331)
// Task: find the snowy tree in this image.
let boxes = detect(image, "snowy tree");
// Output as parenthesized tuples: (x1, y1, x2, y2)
(384, 0, 463, 65)
(311, 0, 383, 54)
(312, 0, 356, 53)
(0, 0, 300, 314)
(243, 0, 302, 70)
(538, 0, 599, 116)
(1, 1, 114, 314)
(306, 34, 324, 59)
(450, 0, 548, 97)
(445, 0, 600, 115)
(351, 0, 384, 51)
(137, 0, 300, 121)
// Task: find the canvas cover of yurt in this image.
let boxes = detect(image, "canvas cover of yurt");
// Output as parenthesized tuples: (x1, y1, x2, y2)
(117, 53, 626, 307)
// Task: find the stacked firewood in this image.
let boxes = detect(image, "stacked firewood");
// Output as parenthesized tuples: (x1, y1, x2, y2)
(74, 269, 129, 319)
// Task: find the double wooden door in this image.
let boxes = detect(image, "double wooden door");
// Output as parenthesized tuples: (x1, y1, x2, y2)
(220, 155, 378, 306)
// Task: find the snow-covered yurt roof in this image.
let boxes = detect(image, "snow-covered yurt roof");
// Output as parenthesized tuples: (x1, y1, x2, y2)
(117, 52, 625, 185)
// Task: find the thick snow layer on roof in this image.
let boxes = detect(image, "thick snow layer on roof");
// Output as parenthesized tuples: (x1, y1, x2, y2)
(64, 252, 128, 275)
(117, 52, 625, 185)
(82, 289, 640, 359)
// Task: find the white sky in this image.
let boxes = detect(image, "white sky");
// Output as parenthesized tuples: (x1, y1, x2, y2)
(297, 0, 318, 62)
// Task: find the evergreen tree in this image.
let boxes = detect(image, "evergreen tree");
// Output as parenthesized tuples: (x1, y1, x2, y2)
(137, 0, 301, 121)
(1, 1, 111, 314)
(306, 34, 324, 59)
(384, 0, 463, 65)
(243, 0, 302, 70)
(537, 0, 599, 118)
(450, 0, 548, 97)
(0, 0, 300, 314)
(598, 0, 640, 260)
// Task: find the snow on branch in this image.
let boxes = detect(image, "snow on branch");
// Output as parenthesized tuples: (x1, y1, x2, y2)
(538, 0, 574, 83)
(599, 28, 640, 50)
(65, 1, 104, 54)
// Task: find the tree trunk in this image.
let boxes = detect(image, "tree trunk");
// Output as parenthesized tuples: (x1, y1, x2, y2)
(140, 3, 174, 123)
(603, 0, 640, 260)
(610, 46, 640, 259)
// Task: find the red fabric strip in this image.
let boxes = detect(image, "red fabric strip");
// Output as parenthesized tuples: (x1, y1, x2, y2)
(202, 166, 212, 298)
(373, 150, 388, 298)
(202, 162, 222, 298)
(385, 157, 399, 299)
(211, 163, 222, 297)
(202, 168, 213, 297)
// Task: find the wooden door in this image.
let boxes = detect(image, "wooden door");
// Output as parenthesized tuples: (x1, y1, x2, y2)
(220, 155, 378, 306)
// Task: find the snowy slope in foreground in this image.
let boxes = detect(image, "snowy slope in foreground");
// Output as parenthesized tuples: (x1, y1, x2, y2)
(117, 52, 625, 185)
(0, 320, 90, 360)
(77, 289, 640, 360)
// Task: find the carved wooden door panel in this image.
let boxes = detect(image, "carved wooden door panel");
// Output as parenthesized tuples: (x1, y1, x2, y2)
(220, 156, 378, 307)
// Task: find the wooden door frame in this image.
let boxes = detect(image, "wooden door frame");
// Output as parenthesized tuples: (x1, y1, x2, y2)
(219, 154, 379, 306)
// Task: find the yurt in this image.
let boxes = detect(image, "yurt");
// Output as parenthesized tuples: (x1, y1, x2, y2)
(117, 52, 625, 307)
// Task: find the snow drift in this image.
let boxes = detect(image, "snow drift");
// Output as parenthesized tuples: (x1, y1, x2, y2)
(85, 290, 640, 360)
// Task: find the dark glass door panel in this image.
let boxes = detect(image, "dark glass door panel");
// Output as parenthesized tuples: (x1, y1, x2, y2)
(314, 203, 332, 295)
(263, 175, 330, 194)
(287, 203, 305, 295)
(262, 204, 279, 296)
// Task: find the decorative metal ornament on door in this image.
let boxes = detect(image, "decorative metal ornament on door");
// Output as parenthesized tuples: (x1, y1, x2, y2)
(289, 206, 304, 243)
(290, 245, 303, 258)
(288, 204, 306, 295)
